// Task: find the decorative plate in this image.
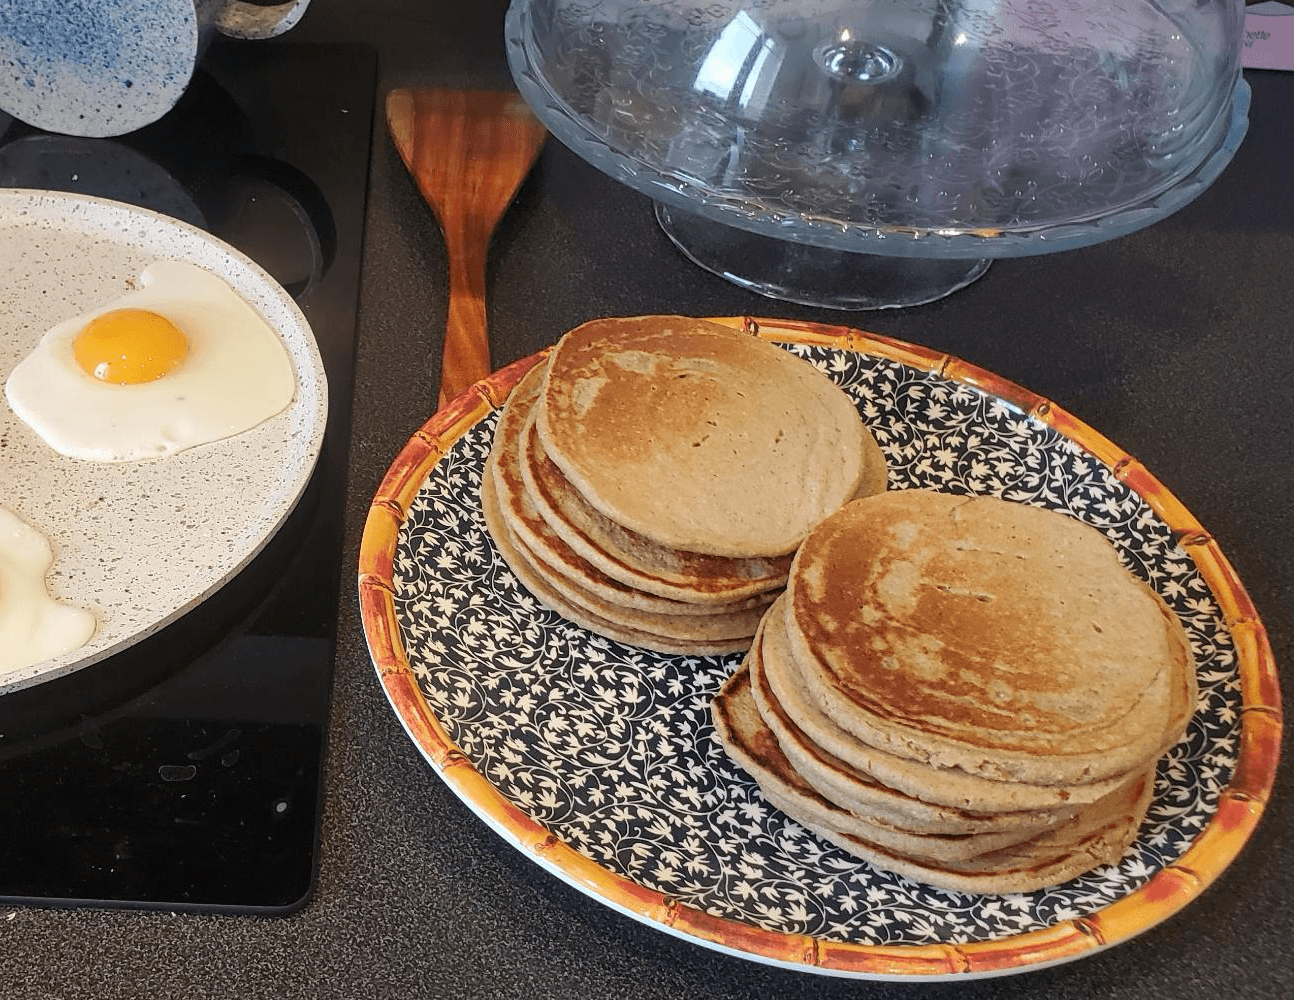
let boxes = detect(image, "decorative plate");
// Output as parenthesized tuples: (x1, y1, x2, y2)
(0, 188, 327, 693)
(358, 318, 1278, 980)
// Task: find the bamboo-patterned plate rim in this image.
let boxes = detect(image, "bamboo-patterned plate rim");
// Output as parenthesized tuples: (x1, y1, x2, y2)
(357, 317, 1280, 980)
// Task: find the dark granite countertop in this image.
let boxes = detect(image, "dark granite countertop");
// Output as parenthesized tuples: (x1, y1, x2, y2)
(4, 2, 1290, 997)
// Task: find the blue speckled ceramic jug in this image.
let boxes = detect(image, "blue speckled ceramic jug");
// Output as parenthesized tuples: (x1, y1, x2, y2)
(0, 0, 311, 137)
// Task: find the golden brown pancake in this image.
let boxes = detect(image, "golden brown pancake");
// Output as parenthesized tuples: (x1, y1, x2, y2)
(492, 480, 769, 645)
(747, 605, 1094, 828)
(536, 316, 871, 557)
(519, 410, 791, 604)
(761, 595, 1137, 814)
(714, 663, 1157, 893)
(481, 468, 752, 656)
(707, 488, 1190, 892)
(785, 490, 1194, 787)
(790, 766, 1155, 895)
(487, 361, 776, 618)
(729, 646, 1071, 843)
(853, 427, 890, 500)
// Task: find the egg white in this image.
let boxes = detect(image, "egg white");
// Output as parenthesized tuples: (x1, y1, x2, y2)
(0, 506, 96, 676)
(3, 260, 297, 462)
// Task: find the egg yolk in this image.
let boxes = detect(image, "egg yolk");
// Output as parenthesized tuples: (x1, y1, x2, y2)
(72, 309, 189, 385)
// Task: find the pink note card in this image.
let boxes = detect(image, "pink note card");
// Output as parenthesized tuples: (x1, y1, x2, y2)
(1245, 5, 1294, 70)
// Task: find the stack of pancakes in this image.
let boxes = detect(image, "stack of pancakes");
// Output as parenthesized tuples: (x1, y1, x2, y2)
(713, 489, 1197, 893)
(481, 316, 887, 654)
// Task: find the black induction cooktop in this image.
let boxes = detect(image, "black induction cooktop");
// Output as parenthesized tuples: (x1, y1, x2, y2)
(0, 40, 375, 914)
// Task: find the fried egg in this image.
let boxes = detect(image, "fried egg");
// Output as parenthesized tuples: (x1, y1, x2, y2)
(4, 260, 297, 462)
(0, 506, 96, 675)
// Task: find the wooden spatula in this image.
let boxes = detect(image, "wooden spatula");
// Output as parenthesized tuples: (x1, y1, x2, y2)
(387, 88, 547, 408)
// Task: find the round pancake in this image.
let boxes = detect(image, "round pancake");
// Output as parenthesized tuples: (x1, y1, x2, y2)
(791, 765, 1155, 895)
(786, 490, 1194, 787)
(756, 599, 1127, 818)
(495, 483, 767, 644)
(519, 409, 791, 604)
(853, 426, 890, 501)
(715, 664, 1059, 860)
(536, 316, 870, 557)
(481, 467, 751, 656)
(486, 360, 775, 618)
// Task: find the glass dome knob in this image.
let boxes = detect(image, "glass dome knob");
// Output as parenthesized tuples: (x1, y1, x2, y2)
(815, 33, 901, 85)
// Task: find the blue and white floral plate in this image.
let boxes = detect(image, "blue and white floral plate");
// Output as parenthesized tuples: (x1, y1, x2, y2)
(358, 317, 1279, 980)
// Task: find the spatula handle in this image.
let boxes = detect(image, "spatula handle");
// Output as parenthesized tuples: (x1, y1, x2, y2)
(440, 237, 491, 408)
(385, 87, 546, 409)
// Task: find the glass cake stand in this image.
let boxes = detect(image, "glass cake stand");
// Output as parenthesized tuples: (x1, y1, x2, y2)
(505, 0, 1249, 309)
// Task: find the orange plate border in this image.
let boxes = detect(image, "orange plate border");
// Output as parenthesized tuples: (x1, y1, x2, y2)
(357, 321, 1280, 980)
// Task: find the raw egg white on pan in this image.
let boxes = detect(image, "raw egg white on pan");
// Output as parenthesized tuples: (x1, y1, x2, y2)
(4, 260, 296, 462)
(0, 506, 96, 676)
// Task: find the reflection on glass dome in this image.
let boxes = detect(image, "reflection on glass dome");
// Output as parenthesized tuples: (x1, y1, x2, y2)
(508, 0, 1248, 304)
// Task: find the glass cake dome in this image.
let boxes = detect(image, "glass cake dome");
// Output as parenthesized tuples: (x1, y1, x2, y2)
(505, 0, 1249, 308)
